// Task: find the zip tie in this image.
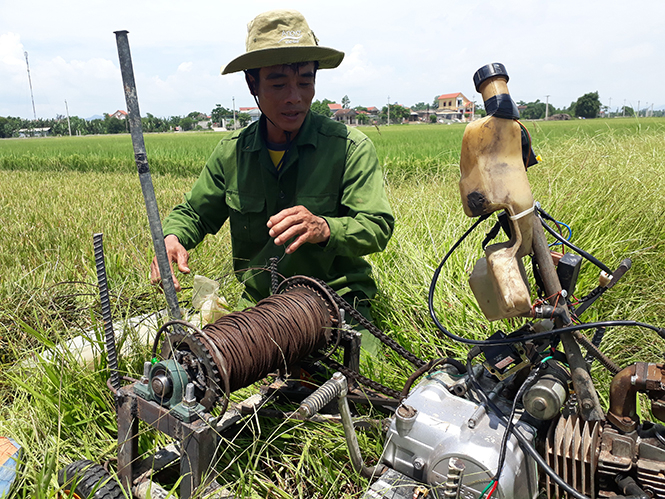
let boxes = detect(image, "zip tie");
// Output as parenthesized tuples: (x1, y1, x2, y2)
(509, 203, 536, 221)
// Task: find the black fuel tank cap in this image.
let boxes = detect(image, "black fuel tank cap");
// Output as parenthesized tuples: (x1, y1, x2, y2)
(473, 63, 509, 92)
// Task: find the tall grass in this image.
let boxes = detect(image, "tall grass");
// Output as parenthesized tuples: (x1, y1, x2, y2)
(0, 118, 664, 496)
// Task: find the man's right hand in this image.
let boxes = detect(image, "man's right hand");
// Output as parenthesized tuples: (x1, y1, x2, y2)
(150, 234, 190, 292)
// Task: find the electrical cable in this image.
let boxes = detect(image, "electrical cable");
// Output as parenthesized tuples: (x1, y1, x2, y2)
(428, 218, 665, 346)
(536, 206, 612, 274)
(493, 361, 546, 488)
(465, 353, 590, 499)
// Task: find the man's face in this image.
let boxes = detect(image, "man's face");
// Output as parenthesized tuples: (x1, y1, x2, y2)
(254, 62, 316, 143)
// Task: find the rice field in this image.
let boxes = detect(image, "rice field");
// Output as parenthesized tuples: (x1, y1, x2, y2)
(0, 117, 664, 497)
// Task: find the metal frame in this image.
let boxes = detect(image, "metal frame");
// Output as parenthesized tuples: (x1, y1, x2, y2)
(116, 383, 218, 498)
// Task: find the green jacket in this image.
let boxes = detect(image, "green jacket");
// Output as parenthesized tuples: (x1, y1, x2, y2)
(163, 111, 394, 304)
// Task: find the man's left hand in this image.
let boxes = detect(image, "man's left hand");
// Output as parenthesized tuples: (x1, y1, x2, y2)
(267, 206, 330, 254)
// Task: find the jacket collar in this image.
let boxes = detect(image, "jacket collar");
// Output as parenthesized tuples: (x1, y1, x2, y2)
(244, 111, 318, 152)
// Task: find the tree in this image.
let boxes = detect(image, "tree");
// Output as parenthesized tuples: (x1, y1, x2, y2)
(104, 114, 125, 134)
(574, 92, 601, 119)
(311, 99, 334, 117)
(412, 102, 427, 111)
(179, 116, 196, 131)
(237, 113, 252, 127)
(429, 114, 437, 123)
(382, 104, 410, 124)
(211, 104, 231, 125)
(621, 106, 635, 117)
(356, 113, 369, 125)
(341, 95, 350, 109)
(432, 96, 440, 110)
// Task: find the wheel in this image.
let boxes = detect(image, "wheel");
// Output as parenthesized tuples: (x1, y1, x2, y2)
(57, 460, 124, 499)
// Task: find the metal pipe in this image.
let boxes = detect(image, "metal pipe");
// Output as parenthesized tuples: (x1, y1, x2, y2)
(114, 30, 181, 320)
(93, 233, 120, 391)
(336, 374, 387, 479)
(299, 373, 386, 479)
(532, 221, 605, 421)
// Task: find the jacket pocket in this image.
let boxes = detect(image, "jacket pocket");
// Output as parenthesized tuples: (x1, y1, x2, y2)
(296, 193, 339, 217)
(226, 190, 268, 243)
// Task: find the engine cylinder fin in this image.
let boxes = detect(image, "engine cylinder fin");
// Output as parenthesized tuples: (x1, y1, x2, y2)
(545, 414, 601, 498)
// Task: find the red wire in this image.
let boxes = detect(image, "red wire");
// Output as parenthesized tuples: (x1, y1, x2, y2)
(486, 480, 499, 499)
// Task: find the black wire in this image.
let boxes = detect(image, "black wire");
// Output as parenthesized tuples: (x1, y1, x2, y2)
(536, 206, 612, 274)
(465, 354, 589, 499)
(494, 363, 544, 483)
(428, 219, 665, 346)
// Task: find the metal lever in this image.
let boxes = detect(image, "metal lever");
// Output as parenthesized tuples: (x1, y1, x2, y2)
(299, 373, 386, 479)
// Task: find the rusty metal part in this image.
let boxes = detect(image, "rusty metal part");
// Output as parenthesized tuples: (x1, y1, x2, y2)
(573, 330, 621, 375)
(276, 275, 341, 328)
(160, 331, 224, 411)
(544, 413, 602, 499)
(117, 384, 218, 498)
(114, 30, 181, 321)
(608, 363, 665, 433)
(532, 222, 605, 421)
(283, 276, 426, 368)
(598, 425, 636, 477)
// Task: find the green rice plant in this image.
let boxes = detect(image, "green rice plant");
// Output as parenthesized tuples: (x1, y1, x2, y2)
(0, 117, 663, 496)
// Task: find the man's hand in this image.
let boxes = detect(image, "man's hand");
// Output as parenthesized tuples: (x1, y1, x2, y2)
(150, 234, 190, 291)
(267, 206, 330, 254)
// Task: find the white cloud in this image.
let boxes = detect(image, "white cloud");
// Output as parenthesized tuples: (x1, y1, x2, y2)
(177, 62, 193, 72)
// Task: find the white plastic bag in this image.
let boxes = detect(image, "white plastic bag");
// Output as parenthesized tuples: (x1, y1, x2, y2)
(192, 275, 231, 324)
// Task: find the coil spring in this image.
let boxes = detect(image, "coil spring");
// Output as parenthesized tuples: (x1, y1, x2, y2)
(299, 373, 345, 417)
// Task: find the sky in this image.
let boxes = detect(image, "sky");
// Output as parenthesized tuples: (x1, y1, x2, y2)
(1, 0, 663, 120)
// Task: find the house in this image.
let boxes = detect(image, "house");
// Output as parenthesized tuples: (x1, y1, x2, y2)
(328, 103, 343, 112)
(110, 110, 127, 120)
(436, 93, 473, 121)
(197, 116, 212, 129)
(239, 106, 261, 123)
(365, 106, 380, 119)
(18, 127, 50, 137)
(333, 108, 357, 125)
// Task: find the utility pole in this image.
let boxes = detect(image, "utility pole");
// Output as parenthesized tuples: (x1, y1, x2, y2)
(609, 97, 612, 117)
(232, 96, 237, 130)
(24, 51, 37, 121)
(387, 96, 390, 125)
(65, 100, 72, 136)
(623, 99, 626, 117)
(545, 95, 550, 120)
(637, 100, 640, 117)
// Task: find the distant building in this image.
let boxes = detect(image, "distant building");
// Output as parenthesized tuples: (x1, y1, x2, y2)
(436, 93, 473, 121)
(18, 127, 51, 137)
(109, 110, 127, 120)
(239, 106, 261, 123)
(333, 108, 357, 125)
(328, 103, 343, 112)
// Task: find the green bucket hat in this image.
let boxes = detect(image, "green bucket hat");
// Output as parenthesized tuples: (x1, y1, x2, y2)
(222, 9, 345, 75)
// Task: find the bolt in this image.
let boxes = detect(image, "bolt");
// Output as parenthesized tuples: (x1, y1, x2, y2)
(141, 361, 151, 384)
(532, 398, 547, 412)
(413, 458, 425, 471)
(333, 372, 345, 381)
(581, 398, 594, 411)
(183, 382, 197, 407)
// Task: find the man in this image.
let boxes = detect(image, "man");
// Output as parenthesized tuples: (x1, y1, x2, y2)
(150, 9, 393, 353)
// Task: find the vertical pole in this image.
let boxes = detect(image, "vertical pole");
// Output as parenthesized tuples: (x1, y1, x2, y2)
(532, 223, 604, 421)
(233, 96, 237, 130)
(117, 390, 139, 493)
(545, 95, 550, 120)
(65, 99, 72, 136)
(24, 51, 37, 121)
(387, 96, 390, 125)
(93, 233, 120, 391)
(114, 30, 181, 320)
